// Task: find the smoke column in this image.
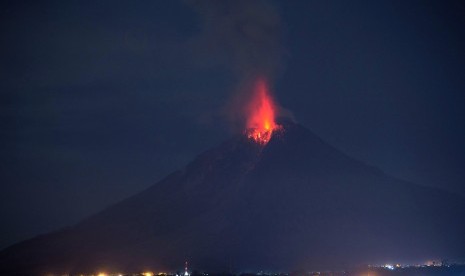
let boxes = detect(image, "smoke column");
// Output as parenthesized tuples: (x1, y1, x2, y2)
(188, 0, 286, 129)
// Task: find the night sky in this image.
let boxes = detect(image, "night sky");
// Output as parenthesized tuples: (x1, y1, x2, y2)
(1, 0, 465, 250)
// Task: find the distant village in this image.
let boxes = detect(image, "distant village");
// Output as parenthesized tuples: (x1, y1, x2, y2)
(44, 260, 465, 276)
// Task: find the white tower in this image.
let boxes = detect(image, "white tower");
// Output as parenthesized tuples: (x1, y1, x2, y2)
(184, 261, 190, 276)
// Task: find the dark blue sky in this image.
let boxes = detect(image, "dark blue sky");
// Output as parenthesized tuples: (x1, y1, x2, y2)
(1, 0, 464, 249)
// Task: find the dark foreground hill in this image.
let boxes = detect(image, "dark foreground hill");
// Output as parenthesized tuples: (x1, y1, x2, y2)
(1, 121, 464, 275)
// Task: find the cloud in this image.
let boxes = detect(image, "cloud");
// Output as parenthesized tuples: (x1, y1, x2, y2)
(189, 0, 285, 80)
(187, 0, 287, 129)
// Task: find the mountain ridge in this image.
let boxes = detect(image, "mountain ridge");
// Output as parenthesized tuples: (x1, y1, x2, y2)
(1, 121, 464, 275)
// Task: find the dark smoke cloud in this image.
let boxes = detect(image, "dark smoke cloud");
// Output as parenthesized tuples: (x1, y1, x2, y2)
(189, 0, 284, 79)
(188, 0, 286, 129)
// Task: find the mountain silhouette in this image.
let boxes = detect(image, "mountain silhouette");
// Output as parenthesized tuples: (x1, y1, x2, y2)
(1, 121, 464, 275)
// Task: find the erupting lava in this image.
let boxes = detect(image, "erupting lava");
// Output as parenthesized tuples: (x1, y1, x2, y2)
(245, 79, 280, 144)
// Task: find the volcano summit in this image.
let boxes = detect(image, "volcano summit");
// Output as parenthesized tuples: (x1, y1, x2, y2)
(1, 120, 464, 275)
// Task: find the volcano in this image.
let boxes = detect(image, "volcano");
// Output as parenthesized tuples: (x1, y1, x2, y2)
(1, 120, 465, 275)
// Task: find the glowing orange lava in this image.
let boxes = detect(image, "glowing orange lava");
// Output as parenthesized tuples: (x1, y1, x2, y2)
(245, 78, 280, 144)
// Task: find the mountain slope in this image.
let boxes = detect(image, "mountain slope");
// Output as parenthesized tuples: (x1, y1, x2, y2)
(1, 121, 464, 275)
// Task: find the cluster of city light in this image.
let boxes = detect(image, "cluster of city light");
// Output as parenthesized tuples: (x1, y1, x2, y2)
(383, 264, 395, 270)
(60, 272, 157, 276)
(44, 259, 462, 276)
(48, 267, 180, 276)
(369, 259, 451, 270)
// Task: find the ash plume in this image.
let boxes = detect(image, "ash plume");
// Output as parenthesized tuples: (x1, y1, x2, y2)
(188, 0, 287, 130)
(190, 0, 285, 79)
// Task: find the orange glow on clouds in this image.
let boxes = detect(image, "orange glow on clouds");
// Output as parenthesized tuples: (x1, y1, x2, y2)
(245, 78, 280, 144)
